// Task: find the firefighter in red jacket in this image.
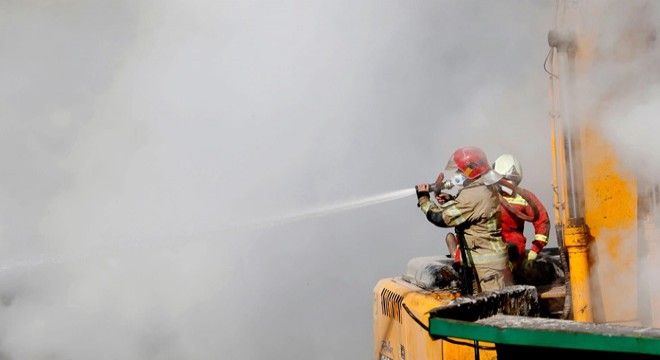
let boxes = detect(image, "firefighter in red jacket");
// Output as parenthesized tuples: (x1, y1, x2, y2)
(492, 154, 551, 270)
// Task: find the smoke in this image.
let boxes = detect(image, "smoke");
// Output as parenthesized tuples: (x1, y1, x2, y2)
(557, 0, 660, 325)
(0, 1, 559, 359)
(572, 0, 660, 180)
(540, 0, 660, 219)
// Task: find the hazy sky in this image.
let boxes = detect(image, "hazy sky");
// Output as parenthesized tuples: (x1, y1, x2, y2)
(0, 1, 657, 359)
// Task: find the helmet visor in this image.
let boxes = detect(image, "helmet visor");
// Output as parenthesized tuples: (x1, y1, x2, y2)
(445, 154, 458, 171)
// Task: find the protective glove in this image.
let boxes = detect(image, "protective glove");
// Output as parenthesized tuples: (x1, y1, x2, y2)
(415, 184, 430, 207)
(435, 192, 454, 205)
(523, 250, 538, 269)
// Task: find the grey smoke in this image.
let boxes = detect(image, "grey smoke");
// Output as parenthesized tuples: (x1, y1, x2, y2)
(6, 0, 649, 358)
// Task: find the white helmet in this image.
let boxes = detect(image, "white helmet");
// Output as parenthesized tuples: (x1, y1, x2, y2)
(493, 154, 523, 185)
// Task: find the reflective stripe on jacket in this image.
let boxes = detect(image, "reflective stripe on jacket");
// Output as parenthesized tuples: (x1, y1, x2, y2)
(419, 177, 509, 268)
(500, 188, 551, 256)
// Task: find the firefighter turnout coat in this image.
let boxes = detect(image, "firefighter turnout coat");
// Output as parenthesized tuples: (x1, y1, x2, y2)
(417, 177, 512, 292)
(500, 188, 551, 258)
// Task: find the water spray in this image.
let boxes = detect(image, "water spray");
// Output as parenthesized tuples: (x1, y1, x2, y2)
(227, 187, 417, 232)
(0, 179, 462, 273)
(0, 187, 420, 273)
(240, 173, 459, 233)
(0, 175, 469, 273)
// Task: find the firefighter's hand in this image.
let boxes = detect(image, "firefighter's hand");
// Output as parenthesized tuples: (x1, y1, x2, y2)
(523, 251, 538, 269)
(415, 183, 430, 199)
(435, 192, 454, 205)
(416, 183, 430, 207)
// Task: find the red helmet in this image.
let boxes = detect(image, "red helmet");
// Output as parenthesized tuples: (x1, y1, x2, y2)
(445, 146, 491, 180)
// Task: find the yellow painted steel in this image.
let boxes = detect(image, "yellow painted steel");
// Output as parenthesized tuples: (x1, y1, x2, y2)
(373, 278, 496, 360)
(563, 224, 592, 322)
(554, 0, 644, 325)
(580, 127, 638, 324)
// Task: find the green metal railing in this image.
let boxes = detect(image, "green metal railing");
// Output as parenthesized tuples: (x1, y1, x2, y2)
(429, 314, 660, 356)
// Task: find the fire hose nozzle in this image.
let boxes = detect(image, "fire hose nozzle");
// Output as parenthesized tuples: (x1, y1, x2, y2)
(429, 180, 454, 193)
(428, 172, 453, 193)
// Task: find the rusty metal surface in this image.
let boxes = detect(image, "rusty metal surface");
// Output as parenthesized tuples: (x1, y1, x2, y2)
(429, 285, 540, 322)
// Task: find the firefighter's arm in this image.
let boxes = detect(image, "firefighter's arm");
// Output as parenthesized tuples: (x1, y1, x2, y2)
(525, 190, 551, 259)
(436, 194, 473, 228)
(416, 183, 452, 227)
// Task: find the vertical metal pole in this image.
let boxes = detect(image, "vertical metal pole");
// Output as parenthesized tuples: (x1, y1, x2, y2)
(556, 48, 584, 219)
(548, 48, 563, 225)
(549, 24, 592, 322)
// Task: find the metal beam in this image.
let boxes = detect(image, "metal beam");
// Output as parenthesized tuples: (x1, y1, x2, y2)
(429, 314, 660, 356)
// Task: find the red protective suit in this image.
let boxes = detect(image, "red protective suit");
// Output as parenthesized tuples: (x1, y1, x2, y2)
(500, 188, 550, 259)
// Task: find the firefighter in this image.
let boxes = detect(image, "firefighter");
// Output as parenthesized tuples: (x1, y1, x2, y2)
(416, 146, 513, 294)
(492, 154, 551, 271)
